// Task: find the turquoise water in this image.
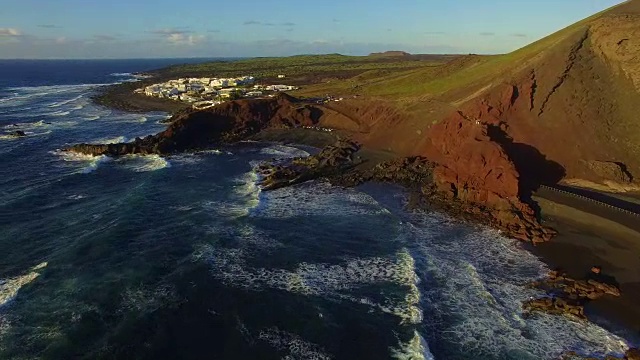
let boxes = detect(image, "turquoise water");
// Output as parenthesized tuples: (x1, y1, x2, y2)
(0, 60, 633, 359)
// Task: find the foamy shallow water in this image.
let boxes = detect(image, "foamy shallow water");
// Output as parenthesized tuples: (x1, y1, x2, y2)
(194, 175, 631, 360)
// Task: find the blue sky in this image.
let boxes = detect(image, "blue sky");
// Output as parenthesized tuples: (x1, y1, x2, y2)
(0, 0, 626, 59)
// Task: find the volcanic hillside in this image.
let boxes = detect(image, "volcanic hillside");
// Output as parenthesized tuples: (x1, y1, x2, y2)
(302, 0, 640, 193)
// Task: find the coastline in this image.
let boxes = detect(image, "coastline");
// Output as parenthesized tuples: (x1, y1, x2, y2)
(530, 194, 640, 339)
(84, 82, 640, 355)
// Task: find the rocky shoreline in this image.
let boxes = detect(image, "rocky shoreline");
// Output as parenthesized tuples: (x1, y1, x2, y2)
(70, 93, 638, 357)
(67, 93, 554, 242)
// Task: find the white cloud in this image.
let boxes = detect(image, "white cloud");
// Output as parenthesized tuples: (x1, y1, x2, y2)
(150, 28, 204, 46)
(0, 28, 22, 37)
(166, 33, 205, 45)
(0, 28, 23, 44)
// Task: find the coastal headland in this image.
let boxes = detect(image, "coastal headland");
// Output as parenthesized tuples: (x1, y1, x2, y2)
(69, 0, 640, 356)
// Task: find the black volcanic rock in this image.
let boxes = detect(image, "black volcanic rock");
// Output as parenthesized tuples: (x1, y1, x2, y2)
(8, 130, 26, 137)
(257, 139, 362, 190)
(65, 94, 322, 156)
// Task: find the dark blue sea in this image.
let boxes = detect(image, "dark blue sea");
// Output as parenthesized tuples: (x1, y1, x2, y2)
(0, 59, 631, 359)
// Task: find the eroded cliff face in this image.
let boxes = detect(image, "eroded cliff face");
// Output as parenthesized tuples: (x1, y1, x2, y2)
(422, 113, 520, 208)
(418, 109, 553, 243)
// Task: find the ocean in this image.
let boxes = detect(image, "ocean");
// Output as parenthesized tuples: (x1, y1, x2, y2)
(0, 59, 631, 360)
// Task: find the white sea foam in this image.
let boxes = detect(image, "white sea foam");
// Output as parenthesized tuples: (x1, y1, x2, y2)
(391, 331, 435, 360)
(201, 170, 261, 218)
(0, 263, 47, 351)
(0, 134, 21, 141)
(46, 94, 84, 108)
(90, 136, 126, 144)
(403, 211, 630, 359)
(195, 241, 421, 324)
(8, 84, 109, 93)
(260, 144, 310, 158)
(119, 284, 179, 314)
(194, 182, 633, 359)
(0, 85, 104, 108)
(3, 120, 46, 130)
(45, 110, 71, 117)
(254, 182, 390, 219)
(53, 150, 112, 174)
(234, 170, 261, 212)
(0, 262, 47, 308)
(7, 120, 78, 131)
(258, 327, 332, 360)
(116, 154, 170, 172)
(67, 194, 86, 200)
(168, 154, 206, 166)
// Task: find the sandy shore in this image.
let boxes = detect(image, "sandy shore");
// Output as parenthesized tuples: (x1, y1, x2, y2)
(531, 189, 640, 340)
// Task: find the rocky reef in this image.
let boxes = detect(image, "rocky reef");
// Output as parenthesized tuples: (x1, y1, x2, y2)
(4, 130, 26, 138)
(257, 139, 362, 190)
(523, 269, 621, 320)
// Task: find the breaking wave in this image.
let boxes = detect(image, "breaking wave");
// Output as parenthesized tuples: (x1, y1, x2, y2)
(259, 144, 310, 158)
(46, 94, 84, 108)
(1, 262, 47, 308)
(90, 136, 126, 144)
(53, 150, 112, 174)
(193, 181, 632, 359)
(403, 211, 629, 359)
(115, 154, 171, 173)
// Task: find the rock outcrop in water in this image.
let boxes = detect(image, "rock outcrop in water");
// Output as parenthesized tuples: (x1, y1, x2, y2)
(523, 269, 621, 320)
(66, 93, 322, 156)
(257, 139, 362, 190)
(7, 130, 26, 138)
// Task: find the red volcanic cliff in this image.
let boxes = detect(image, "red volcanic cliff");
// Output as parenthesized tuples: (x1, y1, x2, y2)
(423, 112, 520, 208)
(420, 108, 554, 243)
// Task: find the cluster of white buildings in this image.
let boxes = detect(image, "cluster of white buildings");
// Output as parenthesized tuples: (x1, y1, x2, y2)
(135, 75, 300, 109)
(137, 76, 256, 100)
(301, 125, 334, 132)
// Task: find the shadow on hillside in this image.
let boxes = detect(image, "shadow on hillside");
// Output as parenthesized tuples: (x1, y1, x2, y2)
(486, 124, 566, 201)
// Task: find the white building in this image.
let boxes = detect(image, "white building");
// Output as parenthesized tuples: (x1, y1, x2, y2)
(245, 91, 263, 97)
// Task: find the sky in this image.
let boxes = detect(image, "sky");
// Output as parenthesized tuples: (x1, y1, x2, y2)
(0, 0, 627, 59)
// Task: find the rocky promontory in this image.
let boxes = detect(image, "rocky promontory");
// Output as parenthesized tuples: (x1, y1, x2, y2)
(67, 93, 322, 156)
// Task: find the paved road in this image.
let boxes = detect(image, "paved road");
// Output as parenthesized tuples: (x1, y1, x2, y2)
(535, 185, 640, 232)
